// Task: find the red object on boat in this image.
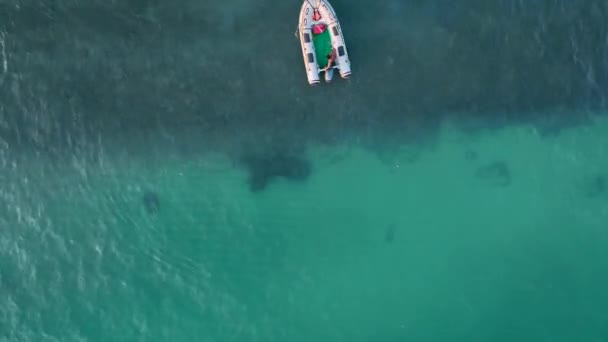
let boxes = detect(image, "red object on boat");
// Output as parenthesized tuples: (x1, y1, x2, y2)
(312, 10, 321, 21)
(312, 23, 325, 35)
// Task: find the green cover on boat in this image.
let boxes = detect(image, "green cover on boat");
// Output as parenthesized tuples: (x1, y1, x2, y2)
(312, 29, 332, 68)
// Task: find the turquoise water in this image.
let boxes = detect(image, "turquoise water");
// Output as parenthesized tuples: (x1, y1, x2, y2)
(2, 116, 608, 341)
(2, 1, 608, 340)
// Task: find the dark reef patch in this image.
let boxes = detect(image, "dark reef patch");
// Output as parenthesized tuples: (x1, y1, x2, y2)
(475, 161, 511, 187)
(385, 223, 397, 243)
(582, 174, 606, 198)
(239, 152, 312, 193)
(142, 191, 160, 214)
(464, 149, 478, 162)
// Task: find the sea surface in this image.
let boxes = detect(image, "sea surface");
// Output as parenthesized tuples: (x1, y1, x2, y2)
(1, 1, 608, 341)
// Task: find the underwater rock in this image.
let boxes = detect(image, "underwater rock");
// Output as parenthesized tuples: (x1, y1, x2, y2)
(582, 175, 606, 198)
(142, 191, 160, 214)
(239, 152, 311, 192)
(385, 223, 397, 243)
(464, 149, 478, 161)
(475, 161, 511, 187)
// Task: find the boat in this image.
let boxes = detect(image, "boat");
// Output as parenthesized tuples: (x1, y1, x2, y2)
(296, 0, 352, 85)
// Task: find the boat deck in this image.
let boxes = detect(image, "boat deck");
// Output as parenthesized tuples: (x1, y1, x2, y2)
(312, 28, 332, 68)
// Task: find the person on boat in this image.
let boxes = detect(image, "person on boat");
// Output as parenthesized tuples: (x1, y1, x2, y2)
(321, 48, 337, 72)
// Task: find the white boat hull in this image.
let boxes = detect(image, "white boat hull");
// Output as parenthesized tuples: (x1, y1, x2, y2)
(297, 0, 352, 85)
